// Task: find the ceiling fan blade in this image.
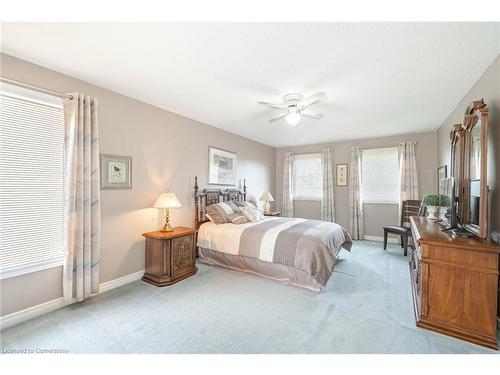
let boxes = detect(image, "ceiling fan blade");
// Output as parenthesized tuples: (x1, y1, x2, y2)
(269, 112, 288, 123)
(300, 108, 324, 119)
(258, 101, 287, 110)
(299, 92, 327, 107)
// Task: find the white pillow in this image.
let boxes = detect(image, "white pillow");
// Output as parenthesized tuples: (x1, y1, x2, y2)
(240, 206, 264, 222)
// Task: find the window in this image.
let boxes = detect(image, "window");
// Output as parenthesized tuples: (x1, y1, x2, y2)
(0, 83, 65, 279)
(293, 153, 322, 200)
(361, 147, 400, 204)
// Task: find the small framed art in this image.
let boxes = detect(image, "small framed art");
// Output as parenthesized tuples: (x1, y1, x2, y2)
(336, 163, 348, 187)
(437, 165, 447, 192)
(100, 154, 132, 189)
(208, 146, 237, 185)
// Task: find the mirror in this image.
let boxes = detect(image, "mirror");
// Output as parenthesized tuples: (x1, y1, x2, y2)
(469, 123, 481, 226)
(463, 99, 489, 238)
(449, 124, 466, 220)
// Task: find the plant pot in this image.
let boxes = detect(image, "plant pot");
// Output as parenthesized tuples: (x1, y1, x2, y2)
(438, 206, 448, 221)
(426, 205, 439, 220)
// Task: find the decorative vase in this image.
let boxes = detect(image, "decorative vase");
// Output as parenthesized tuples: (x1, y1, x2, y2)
(438, 206, 448, 221)
(426, 205, 439, 220)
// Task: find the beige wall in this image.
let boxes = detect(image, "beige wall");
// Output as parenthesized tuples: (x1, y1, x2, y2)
(275, 131, 438, 237)
(0, 54, 276, 316)
(437, 54, 500, 237)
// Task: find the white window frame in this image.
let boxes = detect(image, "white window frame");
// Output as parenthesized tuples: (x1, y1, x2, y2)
(0, 82, 65, 280)
(360, 146, 400, 205)
(292, 153, 323, 201)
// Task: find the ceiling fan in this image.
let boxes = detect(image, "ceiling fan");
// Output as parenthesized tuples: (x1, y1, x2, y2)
(258, 92, 327, 126)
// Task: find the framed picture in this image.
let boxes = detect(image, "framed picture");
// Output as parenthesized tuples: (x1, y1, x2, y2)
(208, 146, 237, 185)
(437, 165, 447, 192)
(100, 154, 132, 189)
(336, 163, 348, 186)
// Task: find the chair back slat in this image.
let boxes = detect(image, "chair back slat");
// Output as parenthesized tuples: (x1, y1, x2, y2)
(401, 199, 422, 226)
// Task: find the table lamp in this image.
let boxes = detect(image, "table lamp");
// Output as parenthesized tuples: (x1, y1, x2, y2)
(154, 192, 182, 232)
(259, 192, 274, 214)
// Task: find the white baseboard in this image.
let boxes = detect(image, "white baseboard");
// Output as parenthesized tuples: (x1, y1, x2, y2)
(364, 235, 400, 244)
(0, 297, 65, 331)
(99, 269, 144, 293)
(1, 269, 145, 330)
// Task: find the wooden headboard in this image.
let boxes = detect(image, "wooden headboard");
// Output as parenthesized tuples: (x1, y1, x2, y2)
(194, 176, 246, 229)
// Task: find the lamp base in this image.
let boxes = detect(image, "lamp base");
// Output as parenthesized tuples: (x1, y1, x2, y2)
(160, 208, 174, 232)
(263, 201, 271, 214)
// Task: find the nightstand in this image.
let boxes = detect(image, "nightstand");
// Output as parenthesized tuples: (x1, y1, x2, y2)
(142, 227, 197, 286)
(264, 211, 281, 217)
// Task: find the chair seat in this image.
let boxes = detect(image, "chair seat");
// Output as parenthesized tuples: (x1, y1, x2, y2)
(383, 225, 411, 235)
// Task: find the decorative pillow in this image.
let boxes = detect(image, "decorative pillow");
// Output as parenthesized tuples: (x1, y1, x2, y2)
(240, 206, 264, 222)
(235, 201, 257, 209)
(227, 213, 248, 224)
(205, 201, 240, 224)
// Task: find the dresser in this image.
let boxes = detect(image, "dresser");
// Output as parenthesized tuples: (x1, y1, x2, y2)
(142, 227, 197, 286)
(409, 216, 500, 349)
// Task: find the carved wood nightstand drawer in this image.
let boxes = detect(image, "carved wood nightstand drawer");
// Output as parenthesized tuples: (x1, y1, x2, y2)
(142, 227, 197, 287)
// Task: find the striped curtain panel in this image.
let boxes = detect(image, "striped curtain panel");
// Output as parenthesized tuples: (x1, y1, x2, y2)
(63, 94, 101, 305)
(282, 152, 294, 217)
(399, 141, 419, 217)
(349, 146, 364, 240)
(321, 148, 335, 222)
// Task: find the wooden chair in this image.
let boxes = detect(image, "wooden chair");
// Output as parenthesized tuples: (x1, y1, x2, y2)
(383, 200, 422, 256)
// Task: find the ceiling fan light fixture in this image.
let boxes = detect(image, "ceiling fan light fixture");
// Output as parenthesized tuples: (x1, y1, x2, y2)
(286, 107, 300, 126)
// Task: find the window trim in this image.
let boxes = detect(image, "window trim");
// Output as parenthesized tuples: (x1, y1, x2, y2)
(0, 257, 64, 280)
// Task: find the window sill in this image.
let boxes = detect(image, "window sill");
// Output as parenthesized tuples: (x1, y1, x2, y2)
(0, 257, 64, 280)
(293, 198, 322, 202)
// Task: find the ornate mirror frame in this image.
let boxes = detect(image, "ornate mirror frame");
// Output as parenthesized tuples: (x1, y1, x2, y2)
(462, 99, 489, 238)
(449, 124, 467, 221)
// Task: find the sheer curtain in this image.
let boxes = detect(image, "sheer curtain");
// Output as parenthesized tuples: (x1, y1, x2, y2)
(63, 93, 101, 305)
(399, 141, 419, 216)
(349, 146, 364, 240)
(282, 152, 294, 217)
(321, 148, 335, 222)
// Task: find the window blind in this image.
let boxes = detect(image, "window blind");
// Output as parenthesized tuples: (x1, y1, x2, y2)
(361, 147, 400, 204)
(0, 83, 65, 279)
(293, 153, 322, 200)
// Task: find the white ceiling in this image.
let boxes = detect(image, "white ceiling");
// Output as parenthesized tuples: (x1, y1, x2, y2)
(2, 23, 499, 148)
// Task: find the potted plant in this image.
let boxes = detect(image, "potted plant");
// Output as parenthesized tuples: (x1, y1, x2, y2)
(422, 194, 440, 220)
(438, 195, 451, 221)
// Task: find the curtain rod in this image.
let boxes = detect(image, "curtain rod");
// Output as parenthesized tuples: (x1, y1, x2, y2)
(359, 142, 417, 150)
(0, 76, 73, 99)
(287, 142, 417, 155)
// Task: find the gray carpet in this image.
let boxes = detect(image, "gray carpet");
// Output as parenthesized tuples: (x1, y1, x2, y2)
(1, 241, 498, 354)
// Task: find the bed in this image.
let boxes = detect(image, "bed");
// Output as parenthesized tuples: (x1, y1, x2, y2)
(194, 177, 352, 292)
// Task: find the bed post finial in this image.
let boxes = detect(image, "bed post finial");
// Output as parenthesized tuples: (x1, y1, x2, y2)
(194, 176, 199, 228)
(243, 178, 247, 201)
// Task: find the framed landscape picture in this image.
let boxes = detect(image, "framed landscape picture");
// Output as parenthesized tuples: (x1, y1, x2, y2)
(437, 165, 447, 192)
(208, 146, 237, 185)
(100, 154, 132, 189)
(336, 163, 348, 186)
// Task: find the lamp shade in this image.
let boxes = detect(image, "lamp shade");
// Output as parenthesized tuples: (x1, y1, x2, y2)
(259, 192, 274, 202)
(154, 192, 182, 209)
